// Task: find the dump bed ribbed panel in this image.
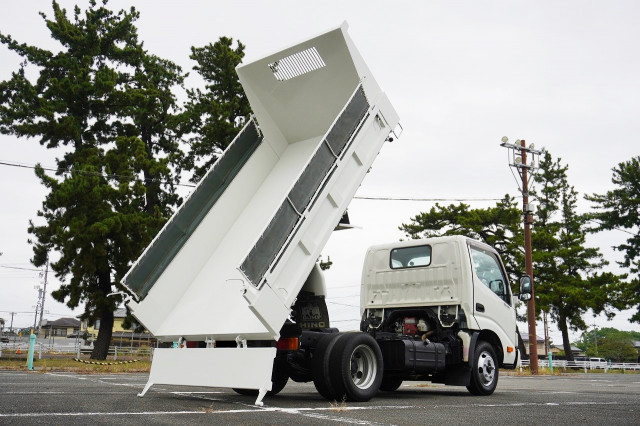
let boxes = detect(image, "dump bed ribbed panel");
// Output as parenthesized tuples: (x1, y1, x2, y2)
(123, 121, 263, 300)
(240, 86, 368, 287)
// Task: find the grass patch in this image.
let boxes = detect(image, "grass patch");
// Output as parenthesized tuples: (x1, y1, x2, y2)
(502, 367, 639, 376)
(329, 395, 347, 411)
(502, 367, 563, 376)
(0, 357, 151, 373)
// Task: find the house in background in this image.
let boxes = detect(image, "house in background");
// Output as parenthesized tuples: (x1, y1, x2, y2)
(80, 308, 154, 347)
(520, 332, 545, 356)
(40, 317, 81, 338)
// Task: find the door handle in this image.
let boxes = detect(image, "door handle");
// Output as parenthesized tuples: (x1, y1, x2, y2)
(476, 303, 485, 312)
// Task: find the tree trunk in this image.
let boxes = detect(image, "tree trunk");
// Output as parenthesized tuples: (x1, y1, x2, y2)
(91, 270, 114, 360)
(558, 315, 573, 361)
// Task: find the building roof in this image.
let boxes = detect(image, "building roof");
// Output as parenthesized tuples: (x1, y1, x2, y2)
(47, 317, 81, 328)
(77, 307, 129, 320)
(520, 332, 544, 343)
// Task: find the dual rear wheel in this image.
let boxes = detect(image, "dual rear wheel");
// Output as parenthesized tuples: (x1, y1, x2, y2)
(312, 332, 383, 402)
(234, 334, 498, 400)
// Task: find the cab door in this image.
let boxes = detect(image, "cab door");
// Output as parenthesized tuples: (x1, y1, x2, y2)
(468, 244, 517, 363)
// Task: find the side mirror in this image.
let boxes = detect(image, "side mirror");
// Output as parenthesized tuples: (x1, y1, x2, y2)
(519, 276, 532, 301)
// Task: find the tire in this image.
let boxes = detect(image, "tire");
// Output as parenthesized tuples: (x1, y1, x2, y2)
(329, 332, 383, 402)
(233, 354, 289, 397)
(312, 332, 342, 400)
(466, 340, 498, 396)
(379, 377, 403, 392)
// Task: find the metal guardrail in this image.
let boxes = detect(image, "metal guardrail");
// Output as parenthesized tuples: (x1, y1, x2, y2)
(519, 358, 640, 372)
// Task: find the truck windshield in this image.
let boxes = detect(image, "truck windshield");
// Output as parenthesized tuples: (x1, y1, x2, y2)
(390, 245, 431, 269)
(470, 246, 509, 303)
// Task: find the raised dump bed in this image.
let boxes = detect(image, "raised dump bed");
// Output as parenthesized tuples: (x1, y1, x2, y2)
(122, 22, 399, 403)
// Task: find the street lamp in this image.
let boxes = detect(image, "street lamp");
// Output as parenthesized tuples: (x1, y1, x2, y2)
(500, 136, 544, 374)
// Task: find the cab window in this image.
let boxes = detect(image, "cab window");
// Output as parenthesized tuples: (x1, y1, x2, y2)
(390, 245, 431, 269)
(470, 245, 509, 303)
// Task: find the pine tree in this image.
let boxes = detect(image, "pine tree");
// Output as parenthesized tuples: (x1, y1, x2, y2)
(531, 152, 621, 360)
(586, 156, 640, 322)
(398, 153, 623, 360)
(400, 195, 523, 283)
(180, 37, 251, 183)
(0, 1, 183, 359)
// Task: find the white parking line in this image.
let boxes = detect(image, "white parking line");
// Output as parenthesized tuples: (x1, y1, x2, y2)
(4, 372, 631, 425)
(0, 401, 625, 419)
(45, 372, 145, 389)
(0, 391, 131, 394)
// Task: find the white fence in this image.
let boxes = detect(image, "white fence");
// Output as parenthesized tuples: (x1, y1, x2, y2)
(520, 358, 640, 372)
(0, 341, 154, 360)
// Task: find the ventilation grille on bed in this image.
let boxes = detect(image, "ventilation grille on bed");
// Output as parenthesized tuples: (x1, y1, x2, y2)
(268, 47, 326, 81)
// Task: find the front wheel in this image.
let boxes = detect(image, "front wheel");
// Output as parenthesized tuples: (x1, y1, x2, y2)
(466, 340, 498, 396)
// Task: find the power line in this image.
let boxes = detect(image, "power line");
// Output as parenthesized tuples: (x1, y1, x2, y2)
(588, 220, 637, 236)
(326, 294, 360, 300)
(0, 160, 197, 188)
(354, 196, 502, 202)
(0, 161, 509, 200)
(327, 284, 360, 290)
(0, 310, 76, 318)
(4, 161, 637, 237)
(327, 301, 359, 308)
(0, 265, 53, 273)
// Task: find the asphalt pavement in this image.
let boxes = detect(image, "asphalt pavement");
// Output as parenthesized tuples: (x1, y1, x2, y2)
(0, 371, 638, 425)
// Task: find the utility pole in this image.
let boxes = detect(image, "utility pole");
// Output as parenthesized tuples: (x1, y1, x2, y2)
(38, 256, 49, 332)
(543, 311, 549, 355)
(500, 136, 544, 375)
(9, 312, 15, 333)
(33, 298, 40, 331)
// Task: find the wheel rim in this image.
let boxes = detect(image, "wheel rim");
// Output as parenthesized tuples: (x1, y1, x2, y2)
(477, 350, 496, 387)
(349, 344, 377, 389)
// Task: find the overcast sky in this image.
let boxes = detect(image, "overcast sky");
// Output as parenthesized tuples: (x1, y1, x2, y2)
(1, 1, 639, 344)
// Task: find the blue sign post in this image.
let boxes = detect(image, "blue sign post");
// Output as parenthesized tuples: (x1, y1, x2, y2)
(27, 332, 36, 370)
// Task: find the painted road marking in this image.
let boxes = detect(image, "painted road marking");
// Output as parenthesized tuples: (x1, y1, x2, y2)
(0, 401, 625, 419)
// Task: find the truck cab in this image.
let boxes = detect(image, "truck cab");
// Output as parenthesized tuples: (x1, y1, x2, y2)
(355, 236, 519, 395)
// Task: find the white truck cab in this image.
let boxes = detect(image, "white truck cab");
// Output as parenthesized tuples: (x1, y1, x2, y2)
(361, 236, 519, 367)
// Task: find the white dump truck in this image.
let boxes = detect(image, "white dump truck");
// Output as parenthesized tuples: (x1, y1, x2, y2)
(121, 22, 530, 405)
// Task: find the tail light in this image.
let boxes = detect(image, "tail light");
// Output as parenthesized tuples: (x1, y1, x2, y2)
(276, 337, 299, 351)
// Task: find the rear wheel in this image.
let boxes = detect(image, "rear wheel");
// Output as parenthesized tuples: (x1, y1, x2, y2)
(329, 333, 383, 402)
(312, 332, 342, 400)
(466, 340, 498, 396)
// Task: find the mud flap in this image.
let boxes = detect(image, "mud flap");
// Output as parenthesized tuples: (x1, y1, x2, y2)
(432, 366, 471, 386)
(138, 347, 277, 406)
